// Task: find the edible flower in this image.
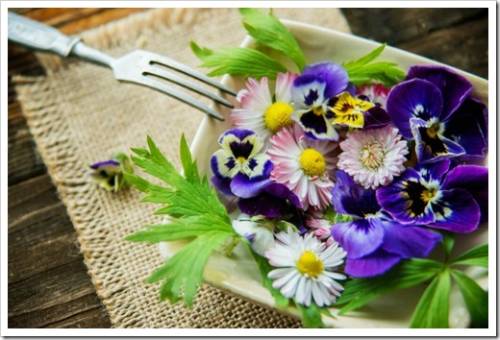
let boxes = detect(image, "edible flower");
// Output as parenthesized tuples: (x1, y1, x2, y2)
(386, 65, 488, 163)
(266, 228, 346, 307)
(376, 159, 486, 233)
(267, 124, 337, 210)
(90, 153, 132, 192)
(331, 170, 442, 277)
(337, 125, 409, 189)
(231, 73, 297, 142)
(292, 62, 373, 140)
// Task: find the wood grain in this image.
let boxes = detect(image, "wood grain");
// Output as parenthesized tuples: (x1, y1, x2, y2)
(8, 8, 488, 328)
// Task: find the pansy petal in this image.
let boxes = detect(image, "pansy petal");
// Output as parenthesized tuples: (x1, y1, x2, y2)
(296, 110, 339, 141)
(380, 220, 442, 258)
(415, 159, 451, 182)
(444, 97, 488, 161)
(332, 170, 380, 217)
(211, 175, 233, 196)
(363, 106, 391, 129)
(210, 150, 237, 178)
(407, 65, 472, 120)
(264, 182, 303, 209)
(345, 249, 401, 278)
(230, 173, 272, 198)
(295, 62, 349, 99)
(430, 188, 481, 233)
(386, 79, 443, 138)
(331, 219, 384, 259)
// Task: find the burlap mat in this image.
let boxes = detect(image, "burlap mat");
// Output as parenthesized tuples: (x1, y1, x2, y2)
(14, 8, 350, 328)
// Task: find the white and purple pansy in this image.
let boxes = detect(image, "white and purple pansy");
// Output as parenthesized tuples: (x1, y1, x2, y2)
(210, 128, 273, 198)
(330, 171, 441, 278)
(376, 159, 487, 233)
(386, 65, 488, 163)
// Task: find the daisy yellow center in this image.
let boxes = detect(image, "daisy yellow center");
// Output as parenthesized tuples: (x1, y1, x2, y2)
(263, 101, 294, 133)
(360, 142, 385, 170)
(297, 250, 324, 278)
(299, 148, 326, 177)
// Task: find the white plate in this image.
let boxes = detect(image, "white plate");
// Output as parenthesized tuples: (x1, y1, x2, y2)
(163, 19, 489, 328)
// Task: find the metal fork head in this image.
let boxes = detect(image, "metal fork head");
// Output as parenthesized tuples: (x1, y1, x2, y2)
(111, 50, 237, 121)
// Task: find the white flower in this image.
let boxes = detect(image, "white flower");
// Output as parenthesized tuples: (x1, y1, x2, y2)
(265, 228, 346, 307)
(337, 125, 409, 189)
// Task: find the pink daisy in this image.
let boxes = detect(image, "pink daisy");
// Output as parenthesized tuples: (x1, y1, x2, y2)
(337, 125, 409, 189)
(231, 73, 297, 142)
(305, 214, 335, 246)
(267, 124, 337, 210)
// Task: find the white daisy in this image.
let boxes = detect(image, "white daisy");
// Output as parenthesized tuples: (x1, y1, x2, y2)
(266, 228, 346, 307)
(337, 125, 409, 189)
(230, 73, 297, 142)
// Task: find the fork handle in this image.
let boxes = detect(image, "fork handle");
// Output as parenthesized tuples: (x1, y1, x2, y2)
(8, 11, 80, 57)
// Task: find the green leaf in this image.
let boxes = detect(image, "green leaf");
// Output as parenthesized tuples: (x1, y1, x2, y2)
(126, 136, 238, 306)
(442, 232, 455, 258)
(190, 42, 287, 79)
(451, 243, 488, 268)
(343, 45, 405, 86)
(336, 258, 442, 315)
(410, 270, 451, 328)
(147, 231, 233, 306)
(297, 303, 324, 328)
(451, 270, 488, 328)
(239, 8, 306, 70)
(190, 41, 214, 59)
(249, 248, 289, 309)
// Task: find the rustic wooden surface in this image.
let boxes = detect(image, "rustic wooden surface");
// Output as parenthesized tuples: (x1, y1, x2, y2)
(8, 8, 488, 328)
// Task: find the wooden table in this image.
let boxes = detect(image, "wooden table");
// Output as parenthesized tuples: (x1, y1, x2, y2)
(8, 8, 488, 328)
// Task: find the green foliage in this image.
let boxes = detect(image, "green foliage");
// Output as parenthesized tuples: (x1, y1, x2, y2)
(190, 42, 287, 79)
(297, 303, 324, 328)
(410, 270, 451, 328)
(343, 44, 405, 86)
(451, 244, 488, 268)
(239, 8, 306, 70)
(336, 258, 442, 315)
(451, 270, 488, 328)
(125, 135, 236, 306)
(336, 239, 489, 329)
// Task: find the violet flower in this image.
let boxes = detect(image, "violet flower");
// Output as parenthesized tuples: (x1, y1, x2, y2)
(211, 128, 301, 218)
(376, 159, 486, 233)
(330, 170, 441, 278)
(386, 65, 487, 163)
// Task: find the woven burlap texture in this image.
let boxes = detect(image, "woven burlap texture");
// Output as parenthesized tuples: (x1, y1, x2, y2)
(15, 8, 350, 328)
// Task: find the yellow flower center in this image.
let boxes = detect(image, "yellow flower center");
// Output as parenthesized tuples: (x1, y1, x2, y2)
(360, 142, 385, 170)
(299, 148, 326, 177)
(331, 92, 372, 128)
(421, 187, 437, 203)
(297, 250, 324, 278)
(263, 101, 294, 133)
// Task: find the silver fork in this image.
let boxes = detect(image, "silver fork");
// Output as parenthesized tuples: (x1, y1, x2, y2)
(8, 11, 235, 121)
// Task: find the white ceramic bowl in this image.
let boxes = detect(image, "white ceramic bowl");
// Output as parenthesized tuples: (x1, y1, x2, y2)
(162, 19, 488, 328)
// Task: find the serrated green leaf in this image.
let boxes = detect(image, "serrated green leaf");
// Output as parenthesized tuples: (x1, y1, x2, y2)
(410, 270, 451, 328)
(249, 248, 289, 309)
(297, 303, 324, 328)
(451, 243, 488, 268)
(239, 8, 306, 70)
(147, 232, 232, 306)
(336, 258, 442, 315)
(191, 42, 287, 79)
(451, 270, 488, 328)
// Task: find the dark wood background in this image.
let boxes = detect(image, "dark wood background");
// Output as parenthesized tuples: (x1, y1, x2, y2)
(8, 8, 488, 328)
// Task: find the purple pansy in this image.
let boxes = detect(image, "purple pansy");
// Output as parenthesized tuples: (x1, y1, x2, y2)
(376, 159, 486, 233)
(210, 128, 301, 218)
(291, 62, 349, 140)
(330, 170, 441, 278)
(386, 65, 487, 163)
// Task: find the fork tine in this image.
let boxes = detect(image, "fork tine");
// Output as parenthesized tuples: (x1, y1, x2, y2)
(144, 64, 233, 108)
(138, 76, 225, 121)
(147, 54, 238, 97)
